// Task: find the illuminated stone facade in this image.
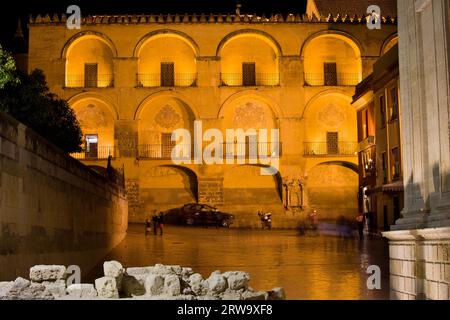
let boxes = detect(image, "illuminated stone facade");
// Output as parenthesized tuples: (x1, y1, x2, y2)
(26, 7, 397, 227)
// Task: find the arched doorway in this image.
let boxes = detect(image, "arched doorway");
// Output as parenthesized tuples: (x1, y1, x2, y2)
(306, 162, 358, 221)
(138, 165, 198, 221)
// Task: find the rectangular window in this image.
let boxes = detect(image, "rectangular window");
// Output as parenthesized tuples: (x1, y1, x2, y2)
(242, 62, 256, 86)
(161, 62, 175, 87)
(324, 62, 337, 86)
(391, 147, 401, 180)
(161, 133, 176, 158)
(85, 134, 98, 158)
(381, 152, 387, 184)
(327, 132, 339, 155)
(84, 63, 98, 88)
(389, 87, 399, 121)
(379, 95, 386, 127)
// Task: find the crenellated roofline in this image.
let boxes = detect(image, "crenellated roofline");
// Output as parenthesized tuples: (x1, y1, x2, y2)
(28, 13, 397, 25)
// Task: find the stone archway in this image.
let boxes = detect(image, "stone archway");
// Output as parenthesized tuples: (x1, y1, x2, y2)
(135, 164, 198, 222)
(305, 162, 359, 221)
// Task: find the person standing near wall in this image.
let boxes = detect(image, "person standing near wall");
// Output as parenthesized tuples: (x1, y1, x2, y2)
(356, 212, 365, 239)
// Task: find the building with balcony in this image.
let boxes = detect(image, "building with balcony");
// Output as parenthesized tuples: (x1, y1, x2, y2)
(352, 43, 403, 234)
(26, 1, 397, 226)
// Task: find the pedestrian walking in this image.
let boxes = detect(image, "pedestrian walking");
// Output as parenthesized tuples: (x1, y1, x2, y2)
(152, 214, 158, 235)
(157, 212, 164, 236)
(145, 218, 151, 237)
(356, 212, 365, 239)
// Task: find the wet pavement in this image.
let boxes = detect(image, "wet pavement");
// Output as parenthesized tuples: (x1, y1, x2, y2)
(86, 224, 390, 300)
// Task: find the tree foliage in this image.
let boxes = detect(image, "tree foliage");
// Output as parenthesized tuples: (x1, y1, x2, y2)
(0, 46, 82, 153)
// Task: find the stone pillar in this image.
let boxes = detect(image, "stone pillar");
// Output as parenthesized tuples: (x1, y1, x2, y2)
(198, 178, 224, 207)
(383, 0, 450, 300)
(115, 120, 138, 158)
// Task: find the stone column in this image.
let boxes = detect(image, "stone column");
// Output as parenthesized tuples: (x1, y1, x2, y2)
(383, 0, 450, 300)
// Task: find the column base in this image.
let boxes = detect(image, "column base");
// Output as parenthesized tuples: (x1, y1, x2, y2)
(383, 227, 450, 300)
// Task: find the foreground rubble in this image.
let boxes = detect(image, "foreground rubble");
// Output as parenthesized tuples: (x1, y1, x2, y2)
(0, 262, 286, 300)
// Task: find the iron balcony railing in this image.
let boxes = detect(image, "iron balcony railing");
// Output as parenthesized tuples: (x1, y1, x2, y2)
(303, 142, 358, 157)
(220, 73, 280, 87)
(71, 146, 118, 160)
(136, 73, 197, 87)
(65, 74, 114, 88)
(303, 73, 361, 86)
(137, 142, 282, 160)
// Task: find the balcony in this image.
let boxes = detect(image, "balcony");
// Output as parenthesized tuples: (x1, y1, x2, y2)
(138, 142, 282, 160)
(65, 74, 114, 88)
(71, 146, 118, 160)
(220, 73, 280, 87)
(304, 73, 360, 87)
(358, 136, 375, 152)
(136, 73, 197, 88)
(303, 142, 358, 157)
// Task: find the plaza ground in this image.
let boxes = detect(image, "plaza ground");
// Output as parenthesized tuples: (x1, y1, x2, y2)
(86, 224, 389, 300)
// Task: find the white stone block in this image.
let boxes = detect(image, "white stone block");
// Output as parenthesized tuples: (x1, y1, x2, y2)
(95, 276, 119, 299)
(144, 274, 164, 296)
(66, 284, 97, 298)
(164, 274, 181, 296)
(29, 265, 66, 282)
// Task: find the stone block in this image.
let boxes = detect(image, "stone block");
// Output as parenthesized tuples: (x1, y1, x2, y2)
(95, 276, 119, 299)
(40, 280, 66, 298)
(66, 284, 98, 298)
(144, 274, 164, 296)
(104, 260, 124, 290)
(29, 265, 66, 282)
(164, 274, 181, 296)
(121, 274, 145, 297)
(242, 291, 268, 300)
(0, 281, 14, 298)
(206, 272, 227, 295)
(438, 283, 448, 300)
(268, 287, 286, 300)
(223, 271, 250, 290)
(189, 273, 207, 296)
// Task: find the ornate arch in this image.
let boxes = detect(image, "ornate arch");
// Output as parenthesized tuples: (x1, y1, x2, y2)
(133, 29, 200, 57)
(216, 29, 283, 57)
(134, 90, 200, 121)
(300, 29, 363, 59)
(218, 90, 284, 120)
(68, 92, 119, 120)
(301, 89, 353, 119)
(61, 30, 118, 59)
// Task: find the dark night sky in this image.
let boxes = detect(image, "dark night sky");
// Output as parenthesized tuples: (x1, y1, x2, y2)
(0, 0, 307, 50)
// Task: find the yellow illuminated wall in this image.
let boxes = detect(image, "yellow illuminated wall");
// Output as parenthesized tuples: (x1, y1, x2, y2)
(220, 35, 279, 86)
(71, 98, 116, 152)
(65, 36, 114, 87)
(137, 35, 197, 87)
(303, 35, 362, 86)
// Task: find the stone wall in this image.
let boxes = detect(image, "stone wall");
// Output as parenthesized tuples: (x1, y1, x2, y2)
(385, 228, 450, 300)
(0, 112, 128, 281)
(383, 0, 450, 300)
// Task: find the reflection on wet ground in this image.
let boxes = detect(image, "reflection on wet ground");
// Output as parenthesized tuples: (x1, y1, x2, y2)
(86, 224, 390, 300)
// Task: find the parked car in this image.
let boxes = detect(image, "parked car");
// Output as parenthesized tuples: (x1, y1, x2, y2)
(164, 203, 234, 228)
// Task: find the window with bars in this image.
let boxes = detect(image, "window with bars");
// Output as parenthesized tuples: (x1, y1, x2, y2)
(85, 134, 98, 158)
(327, 132, 339, 155)
(242, 62, 256, 86)
(161, 62, 175, 87)
(324, 62, 337, 86)
(161, 133, 176, 158)
(84, 63, 98, 88)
